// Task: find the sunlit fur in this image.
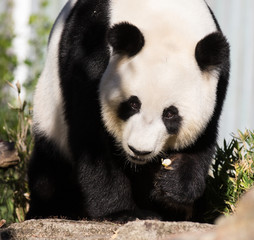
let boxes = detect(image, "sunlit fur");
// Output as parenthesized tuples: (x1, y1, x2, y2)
(32, 0, 78, 156)
(100, 0, 218, 162)
(27, 0, 229, 221)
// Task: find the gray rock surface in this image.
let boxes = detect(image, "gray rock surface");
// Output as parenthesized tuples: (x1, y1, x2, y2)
(1, 188, 254, 240)
(112, 221, 215, 240)
(214, 187, 254, 240)
(0, 219, 120, 240)
(0, 219, 214, 240)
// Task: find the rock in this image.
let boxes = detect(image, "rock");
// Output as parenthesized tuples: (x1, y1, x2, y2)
(112, 220, 215, 240)
(1, 188, 254, 240)
(0, 219, 214, 240)
(0, 219, 120, 240)
(174, 188, 254, 240)
(215, 187, 254, 240)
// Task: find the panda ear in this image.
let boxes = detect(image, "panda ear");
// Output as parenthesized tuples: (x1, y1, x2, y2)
(195, 32, 230, 71)
(107, 22, 145, 57)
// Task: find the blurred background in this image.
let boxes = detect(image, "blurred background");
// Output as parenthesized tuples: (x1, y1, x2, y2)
(0, 0, 253, 223)
(208, 0, 254, 143)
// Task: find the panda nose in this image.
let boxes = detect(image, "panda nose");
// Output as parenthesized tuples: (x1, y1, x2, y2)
(128, 145, 152, 156)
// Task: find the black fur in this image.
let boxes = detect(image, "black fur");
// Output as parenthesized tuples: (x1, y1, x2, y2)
(195, 32, 230, 71)
(108, 22, 145, 57)
(28, 0, 139, 221)
(27, 0, 230, 222)
(27, 135, 84, 219)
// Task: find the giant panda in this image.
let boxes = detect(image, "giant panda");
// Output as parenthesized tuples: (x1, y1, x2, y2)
(26, 0, 230, 221)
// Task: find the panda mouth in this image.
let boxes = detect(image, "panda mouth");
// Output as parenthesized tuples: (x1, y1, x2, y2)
(127, 155, 150, 165)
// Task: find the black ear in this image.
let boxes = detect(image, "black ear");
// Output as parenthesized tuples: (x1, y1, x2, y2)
(107, 22, 145, 57)
(195, 32, 230, 71)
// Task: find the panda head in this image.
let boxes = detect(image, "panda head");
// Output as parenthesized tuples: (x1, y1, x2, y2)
(99, 21, 229, 165)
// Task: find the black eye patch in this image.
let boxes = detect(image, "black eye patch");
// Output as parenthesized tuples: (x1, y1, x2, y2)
(118, 96, 141, 121)
(162, 106, 182, 134)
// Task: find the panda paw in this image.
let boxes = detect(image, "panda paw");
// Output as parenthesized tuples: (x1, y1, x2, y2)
(152, 153, 206, 207)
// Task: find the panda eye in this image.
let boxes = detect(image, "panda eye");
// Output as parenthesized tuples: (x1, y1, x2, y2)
(164, 111, 175, 119)
(163, 106, 179, 120)
(118, 96, 141, 121)
(130, 101, 141, 112)
(162, 106, 182, 135)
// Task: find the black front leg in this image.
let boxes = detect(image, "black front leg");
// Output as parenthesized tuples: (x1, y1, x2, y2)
(152, 150, 213, 213)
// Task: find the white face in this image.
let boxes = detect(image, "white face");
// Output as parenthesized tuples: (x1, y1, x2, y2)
(100, 52, 218, 164)
(100, 0, 219, 164)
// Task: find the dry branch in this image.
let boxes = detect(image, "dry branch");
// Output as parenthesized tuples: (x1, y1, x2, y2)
(0, 141, 20, 168)
(0, 219, 6, 228)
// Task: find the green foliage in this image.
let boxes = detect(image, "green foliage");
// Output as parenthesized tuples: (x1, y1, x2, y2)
(0, 83, 32, 223)
(23, 0, 52, 99)
(0, 0, 18, 131)
(0, 0, 51, 224)
(0, 1, 17, 85)
(204, 130, 254, 222)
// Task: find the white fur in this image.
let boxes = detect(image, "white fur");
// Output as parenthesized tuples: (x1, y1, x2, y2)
(100, 0, 218, 162)
(33, 0, 78, 156)
(34, 0, 219, 163)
